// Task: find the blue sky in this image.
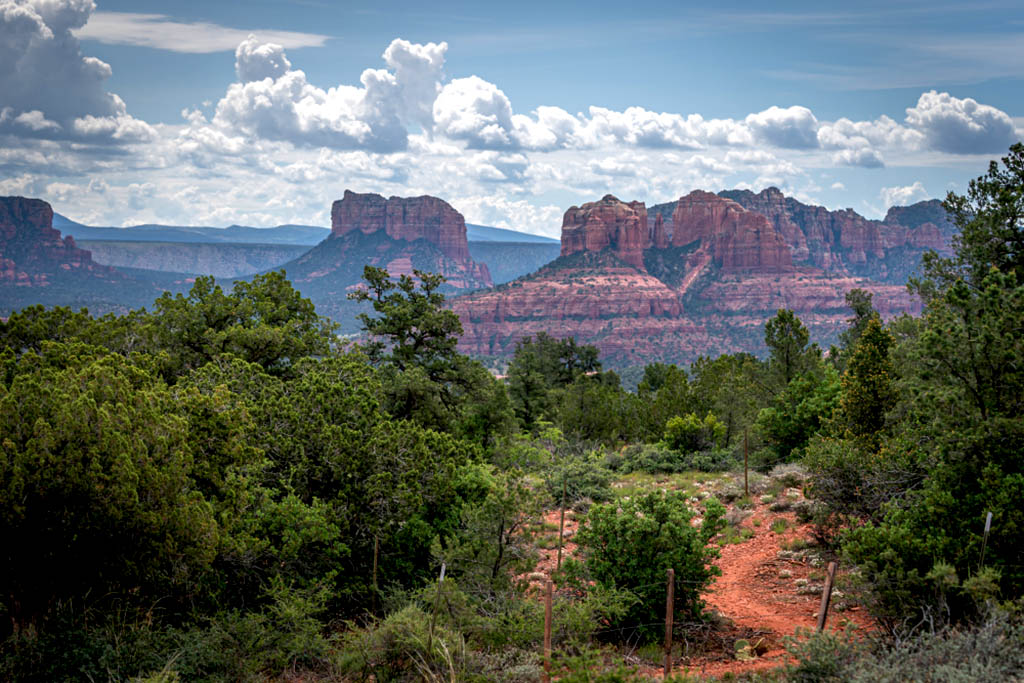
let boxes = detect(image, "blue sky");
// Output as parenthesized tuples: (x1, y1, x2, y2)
(2, 0, 1022, 235)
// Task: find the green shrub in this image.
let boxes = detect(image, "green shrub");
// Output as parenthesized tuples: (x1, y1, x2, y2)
(663, 412, 726, 453)
(338, 604, 466, 682)
(571, 491, 726, 642)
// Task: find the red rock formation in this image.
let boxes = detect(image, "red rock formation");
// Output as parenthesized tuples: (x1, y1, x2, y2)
(651, 212, 669, 249)
(453, 190, 920, 366)
(720, 188, 953, 280)
(670, 191, 792, 272)
(331, 190, 473, 264)
(0, 196, 119, 285)
(559, 195, 649, 269)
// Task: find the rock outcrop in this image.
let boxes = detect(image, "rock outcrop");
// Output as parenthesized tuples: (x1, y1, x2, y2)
(0, 196, 120, 286)
(720, 188, 952, 281)
(560, 195, 649, 269)
(331, 190, 474, 264)
(280, 192, 492, 332)
(671, 191, 792, 272)
(453, 188, 925, 366)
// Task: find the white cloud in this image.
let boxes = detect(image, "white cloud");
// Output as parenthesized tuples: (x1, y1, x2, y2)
(905, 91, 1018, 154)
(74, 11, 330, 54)
(744, 105, 819, 149)
(433, 76, 517, 149)
(831, 181, 845, 190)
(210, 37, 446, 152)
(235, 36, 292, 82)
(832, 148, 884, 168)
(0, 0, 154, 143)
(880, 181, 929, 208)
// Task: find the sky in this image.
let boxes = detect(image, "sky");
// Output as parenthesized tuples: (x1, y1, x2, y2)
(1, 0, 1022, 237)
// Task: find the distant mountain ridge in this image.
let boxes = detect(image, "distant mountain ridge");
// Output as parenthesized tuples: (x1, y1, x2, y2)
(53, 214, 555, 246)
(466, 224, 557, 243)
(53, 214, 330, 246)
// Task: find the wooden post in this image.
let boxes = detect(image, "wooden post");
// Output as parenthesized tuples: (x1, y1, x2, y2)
(664, 568, 675, 676)
(543, 581, 553, 683)
(744, 428, 749, 497)
(556, 477, 567, 571)
(816, 561, 837, 632)
(372, 535, 379, 614)
(980, 511, 993, 569)
(427, 562, 446, 652)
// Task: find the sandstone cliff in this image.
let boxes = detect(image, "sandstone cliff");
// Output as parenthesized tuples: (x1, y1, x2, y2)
(719, 188, 951, 282)
(332, 190, 475, 264)
(280, 192, 493, 332)
(559, 195, 649, 269)
(0, 196, 120, 286)
(453, 189, 924, 366)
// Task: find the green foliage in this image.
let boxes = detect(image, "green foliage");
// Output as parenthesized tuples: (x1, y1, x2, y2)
(507, 332, 601, 430)
(557, 375, 645, 445)
(663, 412, 726, 453)
(764, 309, 820, 390)
(442, 467, 542, 598)
(920, 142, 1024, 293)
(833, 146, 1024, 627)
(0, 346, 220, 630)
(350, 265, 462, 374)
(757, 365, 840, 463)
(837, 317, 897, 447)
(785, 610, 1024, 682)
(572, 491, 726, 642)
(148, 271, 336, 378)
(688, 353, 767, 446)
(834, 288, 878, 372)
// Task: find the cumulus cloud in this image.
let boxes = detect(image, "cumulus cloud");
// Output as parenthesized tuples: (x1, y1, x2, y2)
(905, 91, 1018, 154)
(832, 148, 884, 168)
(235, 36, 292, 82)
(880, 181, 929, 208)
(0, 0, 154, 143)
(433, 76, 517, 149)
(744, 105, 819, 149)
(210, 37, 446, 152)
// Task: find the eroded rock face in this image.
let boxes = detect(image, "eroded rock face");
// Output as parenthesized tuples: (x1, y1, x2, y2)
(453, 189, 922, 366)
(720, 188, 952, 280)
(0, 196, 118, 285)
(671, 191, 792, 271)
(331, 190, 474, 264)
(560, 195, 649, 269)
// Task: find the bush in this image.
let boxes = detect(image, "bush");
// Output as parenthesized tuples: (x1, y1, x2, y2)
(614, 443, 736, 474)
(786, 609, 1024, 682)
(571, 491, 726, 642)
(544, 453, 614, 508)
(663, 412, 725, 453)
(338, 604, 466, 682)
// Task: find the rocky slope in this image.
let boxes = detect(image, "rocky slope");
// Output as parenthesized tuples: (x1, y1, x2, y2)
(452, 191, 923, 366)
(0, 197, 179, 315)
(277, 192, 493, 332)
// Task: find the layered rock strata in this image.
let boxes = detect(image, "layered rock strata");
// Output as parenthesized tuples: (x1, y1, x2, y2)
(331, 190, 475, 264)
(0, 196, 120, 285)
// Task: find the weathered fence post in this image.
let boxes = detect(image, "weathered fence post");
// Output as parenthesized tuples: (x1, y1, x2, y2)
(816, 561, 837, 632)
(664, 568, 675, 676)
(543, 580, 553, 683)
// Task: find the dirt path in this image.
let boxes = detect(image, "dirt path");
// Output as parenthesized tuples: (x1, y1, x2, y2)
(529, 481, 872, 680)
(685, 494, 872, 678)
